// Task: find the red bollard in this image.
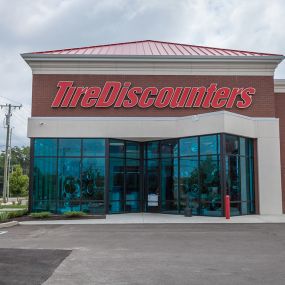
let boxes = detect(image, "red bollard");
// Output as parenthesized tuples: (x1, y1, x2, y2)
(225, 195, 230, 220)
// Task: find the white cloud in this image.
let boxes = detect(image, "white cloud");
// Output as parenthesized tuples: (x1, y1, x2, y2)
(0, 0, 284, 149)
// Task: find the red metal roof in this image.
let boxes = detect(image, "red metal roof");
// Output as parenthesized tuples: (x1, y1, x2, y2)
(32, 40, 282, 57)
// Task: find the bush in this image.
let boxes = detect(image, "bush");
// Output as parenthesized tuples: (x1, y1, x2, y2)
(63, 211, 86, 218)
(8, 209, 28, 219)
(0, 212, 9, 222)
(30, 212, 52, 219)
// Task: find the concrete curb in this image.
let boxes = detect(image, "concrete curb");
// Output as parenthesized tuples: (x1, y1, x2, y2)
(0, 221, 19, 228)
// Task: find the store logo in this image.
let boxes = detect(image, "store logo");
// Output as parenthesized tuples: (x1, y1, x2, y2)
(51, 81, 255, 109)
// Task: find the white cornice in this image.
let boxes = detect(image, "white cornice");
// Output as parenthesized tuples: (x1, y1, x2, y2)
(21, 54, 284, 76)
(274, 79, 285, 93)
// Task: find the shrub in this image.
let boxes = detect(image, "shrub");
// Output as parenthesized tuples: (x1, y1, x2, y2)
(8, 209, 28, 219)
(30, 212, 52, 219)
(0, 212, 9, 223)
(63, 211, 86, 218)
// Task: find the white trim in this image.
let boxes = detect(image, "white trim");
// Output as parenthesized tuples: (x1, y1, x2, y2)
(274, 79, 285, 93)
(22, 54, 283, 76)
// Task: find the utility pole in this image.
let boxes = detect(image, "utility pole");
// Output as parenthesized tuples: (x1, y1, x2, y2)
(7, 128, 13, 200)
(1, 104, 22, 203)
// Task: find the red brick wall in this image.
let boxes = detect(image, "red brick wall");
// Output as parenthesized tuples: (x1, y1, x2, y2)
(275, 92, 285, 213)
(32, 74, 276, 117)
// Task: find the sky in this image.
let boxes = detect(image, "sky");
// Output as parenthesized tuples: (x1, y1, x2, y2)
(0, 0, 284, 150)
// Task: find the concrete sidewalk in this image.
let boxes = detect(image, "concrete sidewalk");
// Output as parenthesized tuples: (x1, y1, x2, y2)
(19, 213, 285, 225)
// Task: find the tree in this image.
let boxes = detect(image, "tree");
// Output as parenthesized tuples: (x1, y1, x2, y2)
(9, 164, 29, 197)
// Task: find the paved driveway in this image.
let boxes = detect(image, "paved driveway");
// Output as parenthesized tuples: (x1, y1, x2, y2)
(1, 224, 285, 285)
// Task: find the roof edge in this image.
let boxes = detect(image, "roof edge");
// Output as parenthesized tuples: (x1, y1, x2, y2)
(274, 79, 285, 93)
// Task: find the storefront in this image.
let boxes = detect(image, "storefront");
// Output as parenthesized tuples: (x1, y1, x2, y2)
(22, 40, 285, 216)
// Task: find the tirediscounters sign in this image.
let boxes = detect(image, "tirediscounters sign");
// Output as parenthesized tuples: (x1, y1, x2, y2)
(51, 81, 256, 109)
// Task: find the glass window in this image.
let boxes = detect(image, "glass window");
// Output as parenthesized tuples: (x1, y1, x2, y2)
(146, 159, 160, 208)
(83, 139, 105, 157)
(226, 155, 240, 201)
(147, 141, 159, 159)
(109, 158, 124, 213)
(225, 135, 239, 155)
(59, 139, 81, 157)
(200, 135, 218, 155)
(57, 158, 81, 213)
(239, 137, 246, 156)
(126, 159, 140, 212)
(179, 137, 198, 157)
(34, 138, 57, 156)
(109, 139, 125, 158)
(200, 156, 221, 203)
(126, 141, 140, 159)
(33, 157, 57, 212)
(179, 157, 199, 215)
(161, 140, 178, 158)
(160, 158, 178, 213)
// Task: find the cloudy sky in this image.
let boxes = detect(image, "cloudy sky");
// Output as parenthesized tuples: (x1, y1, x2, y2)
(0, 0, 284, 149)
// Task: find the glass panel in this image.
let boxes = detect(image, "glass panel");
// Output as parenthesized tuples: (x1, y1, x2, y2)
(161, 140, 178, 158)
(248, 139, 254, 157)
(179, 137, 198, 157)
(58, 158, 81, 213)
(225, 135, 239, 155)
(126, 142, 140, 159)
(230, 202, 241, 216)
(34, 138, 57, 157)
(125, 159, 140, 212)
(81, 158, 105, 214)
(179, 157, 199, 215)
(33, 157, 57, 212)
(226, 156, 240, 201)
(109, 139, 124, 158)
(147, 141, 159, 159)
(59, 139, 81, 157)
(200, 156, 221, 205)
(109, 158, 124, 213)
(200, 203, 222, 217)
(200, 135, 218, 155)
(146, 159, 159, 209)
(82, 139, 105, 157)
(161, 158, 178, 213)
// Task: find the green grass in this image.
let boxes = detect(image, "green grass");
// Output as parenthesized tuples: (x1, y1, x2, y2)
(63, 211, 87, 218)
(0, 204, 27, 209)
(0, 212, 9, 222)
(30, 212, 52, 219)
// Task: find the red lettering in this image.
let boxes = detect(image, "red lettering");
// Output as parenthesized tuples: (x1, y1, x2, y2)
(169, 87, 182, 108)
(114, 82, 131, 107)
(81, 87, 101, 108)
(226, 88, 243, 108)
(123, 87, 141, 108)
(69, 87, 88, 107)
(193, 87, 206, 107)
(154, 87, 174, 108)
(96, 81, 121, 107)
(202, 83, 217, 108)
(138, 87, 158, 108)
(211, 87, 231, 108)
(236, 87, 255, 108)
(61, 87, 76, 107)
(51, 81, 74, 107)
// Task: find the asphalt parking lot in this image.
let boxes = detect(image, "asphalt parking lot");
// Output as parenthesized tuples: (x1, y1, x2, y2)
(1, 224, 285, 285)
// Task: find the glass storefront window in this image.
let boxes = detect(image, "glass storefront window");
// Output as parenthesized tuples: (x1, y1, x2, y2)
(160, 140, 178, 158)
(83, 139, 105, 157)
(147, 141, 159, 159)
(110, 139, 125, 158)
(58, 157, 81, 213)
(225, 135, 239, 155)
(200, 135, 218, 155)
(59, 139, 81, 157)
(179, 137, 198, 157)
(34, 138, 57, 157)
(126, 142, 140, 159)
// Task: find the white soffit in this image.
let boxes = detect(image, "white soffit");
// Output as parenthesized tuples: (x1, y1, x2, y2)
(274, 79, 285, 93)
(21, 54, 284, 76)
